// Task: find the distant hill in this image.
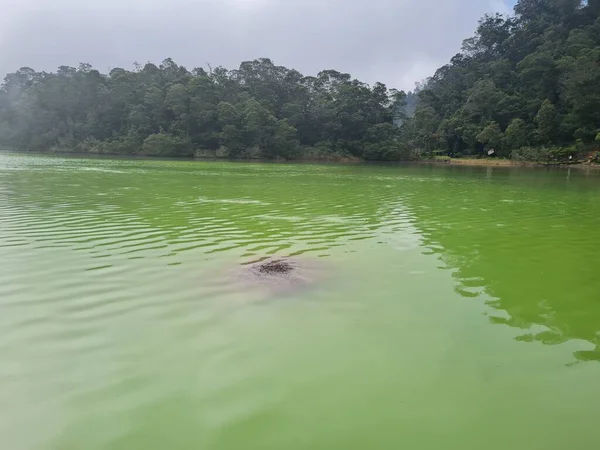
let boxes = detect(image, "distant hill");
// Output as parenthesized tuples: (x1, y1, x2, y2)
(400, 0, 600, 158)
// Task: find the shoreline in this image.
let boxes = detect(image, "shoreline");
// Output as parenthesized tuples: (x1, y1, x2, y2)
(419, 158, 600, 170)
(2, 149, 599, 170)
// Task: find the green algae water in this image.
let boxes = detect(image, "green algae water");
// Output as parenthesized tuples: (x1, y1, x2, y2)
(1, 153, 600, 450)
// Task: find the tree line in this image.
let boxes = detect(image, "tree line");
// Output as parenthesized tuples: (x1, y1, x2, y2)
(0, 58, 407, 160)
(402, 0, 600, 161)
(1, 0, 598, 161)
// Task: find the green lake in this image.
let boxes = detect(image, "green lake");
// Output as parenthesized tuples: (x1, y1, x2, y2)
(1, 152, 600, 450)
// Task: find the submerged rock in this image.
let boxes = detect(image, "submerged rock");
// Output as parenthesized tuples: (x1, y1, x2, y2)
(233, 256, 327, 295)
(254, 259, 295, 276)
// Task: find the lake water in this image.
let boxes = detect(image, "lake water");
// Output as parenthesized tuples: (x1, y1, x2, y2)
(1, 153, 600, 450)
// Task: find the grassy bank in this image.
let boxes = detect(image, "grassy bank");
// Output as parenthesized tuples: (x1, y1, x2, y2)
(427, 157, 600, 169)
(4, 147, 600, 169)
(437, 158, 519, 167)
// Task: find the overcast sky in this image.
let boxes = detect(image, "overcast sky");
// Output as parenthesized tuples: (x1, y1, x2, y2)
(0, 0, 515, 91)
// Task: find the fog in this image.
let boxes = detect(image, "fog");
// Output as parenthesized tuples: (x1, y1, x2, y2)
(0, 0, 514, 90)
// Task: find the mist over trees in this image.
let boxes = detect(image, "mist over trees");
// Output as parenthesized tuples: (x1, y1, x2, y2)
(0, 59, 407, 160)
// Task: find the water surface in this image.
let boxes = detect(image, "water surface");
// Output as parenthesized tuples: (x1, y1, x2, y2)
(1, 153, 600, 449)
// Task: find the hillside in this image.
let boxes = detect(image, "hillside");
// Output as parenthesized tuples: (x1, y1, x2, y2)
(401, 0, 600, 160)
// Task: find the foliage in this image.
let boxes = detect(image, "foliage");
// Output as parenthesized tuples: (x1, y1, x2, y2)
(511, 146, 552, 163)
(0, 59, 404, 160)
(3, 1, 596, 162)
(142, 133, 193, 157)
(503, 118, 530, 151)
(477, 122, 503, 154)
(400, 0, 600, 157)
(534, 99, 558, 144)
(511, 145, 579, 163)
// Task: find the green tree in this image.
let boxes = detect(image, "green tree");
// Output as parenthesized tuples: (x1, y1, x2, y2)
(165, 84, 189, 117)
(562, 48, 600, 142)
(503, 118, 529, 150)
(534, 99, 558, 144)
(268, 120, 300, 159)
(142, 133, 192, 157)
(477, 122, 504, 153)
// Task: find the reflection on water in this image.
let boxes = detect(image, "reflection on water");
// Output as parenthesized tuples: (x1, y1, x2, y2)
(2, 153, 600, 450)
(400, 165, 600, 364)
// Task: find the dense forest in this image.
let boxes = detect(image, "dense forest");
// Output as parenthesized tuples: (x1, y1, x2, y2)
(0, 58, 407, 160)
(405, 0, 600, 160)
(0, 0, 599, 161)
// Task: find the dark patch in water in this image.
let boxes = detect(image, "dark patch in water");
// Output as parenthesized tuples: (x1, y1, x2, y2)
(232, 256, 327, 296)
(255, 259, 294, 276)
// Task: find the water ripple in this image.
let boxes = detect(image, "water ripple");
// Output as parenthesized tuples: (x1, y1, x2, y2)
(3, 154, 600, 449)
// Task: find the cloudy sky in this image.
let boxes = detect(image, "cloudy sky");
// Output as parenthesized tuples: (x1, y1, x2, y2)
(0, 0, 516, 91)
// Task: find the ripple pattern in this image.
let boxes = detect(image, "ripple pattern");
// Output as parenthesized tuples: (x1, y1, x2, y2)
(2, 153, 600, 450)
